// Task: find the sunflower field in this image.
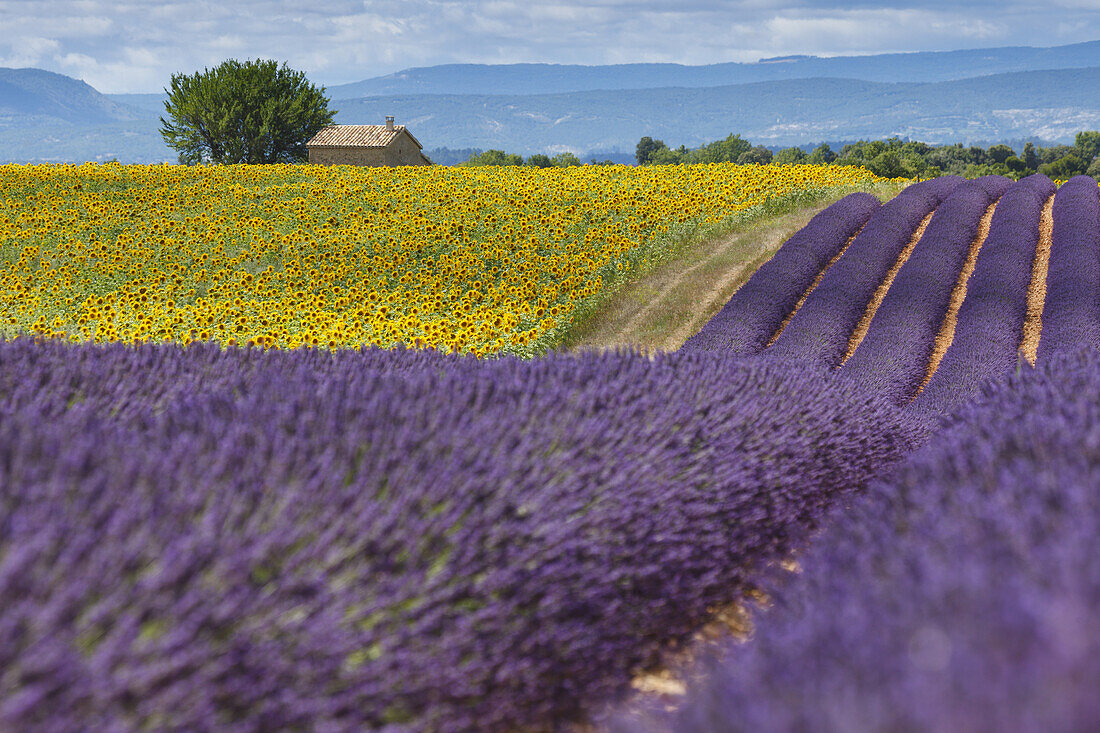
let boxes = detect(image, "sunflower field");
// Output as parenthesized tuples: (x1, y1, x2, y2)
(0, 161, 899, 356)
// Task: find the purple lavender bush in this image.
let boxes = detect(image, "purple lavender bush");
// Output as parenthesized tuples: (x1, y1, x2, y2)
(969, 172, 1017, 199)
(681, 192, 880, 355)
(767, 176, 965, 365)
(915, 174, 1056, 414)
(0, 338, 924, 732)
(1036, 174, 1100, 361)
(842, 176, 1012, 405)
(611, 345, 1100, 733)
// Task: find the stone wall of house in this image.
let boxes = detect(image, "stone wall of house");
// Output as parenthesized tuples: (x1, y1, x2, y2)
(385, 133, 430, 166)
(308, 146, 386, 166)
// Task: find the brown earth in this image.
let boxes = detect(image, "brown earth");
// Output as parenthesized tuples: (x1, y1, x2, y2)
(842, 210, 935, 363)
(765, 224, 866, 347)
(626, 602, 752, 706)
(1021, 194, 1056, 364)
(916, 198, 999, 395)
(569, 594, 760, 732)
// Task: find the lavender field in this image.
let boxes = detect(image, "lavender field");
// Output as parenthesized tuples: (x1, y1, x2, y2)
(615, 345, 1100, 733)
(5, 174, 1100, 731)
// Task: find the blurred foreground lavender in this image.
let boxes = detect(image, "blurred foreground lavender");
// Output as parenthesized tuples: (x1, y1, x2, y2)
(0, 338, 923, 731)
(615, 346, 1100, 733)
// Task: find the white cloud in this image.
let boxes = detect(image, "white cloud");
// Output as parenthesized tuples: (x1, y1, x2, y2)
(1059, 19, 1091, 34)
(0, 36, 60, 67)
(0, 0, 1098, 92)
(762, 9, 1006, 54)
(56, 51, 97, 69)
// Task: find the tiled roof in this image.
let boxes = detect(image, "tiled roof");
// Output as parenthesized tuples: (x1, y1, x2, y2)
(306, 124, 422, 148)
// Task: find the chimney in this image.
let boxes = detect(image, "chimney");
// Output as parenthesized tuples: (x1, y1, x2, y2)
(385, 115, 395, 131)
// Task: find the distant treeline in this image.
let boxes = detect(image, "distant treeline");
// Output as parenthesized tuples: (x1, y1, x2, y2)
(422, 147, 483, 166)
(431, 132, 1100, 180)
(636, 132, 1100, 180)
(426, 147, 631, 167)
(463, 150, 586, 167)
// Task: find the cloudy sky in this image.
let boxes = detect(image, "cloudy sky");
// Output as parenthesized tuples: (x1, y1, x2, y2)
(3, 0, 1100, 93)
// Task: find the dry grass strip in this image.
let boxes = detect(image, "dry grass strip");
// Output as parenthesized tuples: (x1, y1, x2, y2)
(618, 244, 730, 339)
(764, 223, 866, 348)
(1020, 193, 1056, 365)
(660, 252, 768, 352)
(841, 210, 935, 364)
(564, 203, 842, 356)
(915, 199, 999, 395)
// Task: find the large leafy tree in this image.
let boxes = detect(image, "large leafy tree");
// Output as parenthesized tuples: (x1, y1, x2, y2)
(160, 58, 337, 164)
(635, 136, 666, 165)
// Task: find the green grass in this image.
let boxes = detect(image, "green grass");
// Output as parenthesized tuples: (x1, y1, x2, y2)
(556, 180, 909, 353)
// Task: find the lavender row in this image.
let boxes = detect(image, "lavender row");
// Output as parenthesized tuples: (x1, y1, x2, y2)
(0, 338, 925, 732)
(680, 192, 881, 355)
(915, 174, 1056, 414)
(841, 176, 1013, 405)
(767, 176, 966, 365)
(614, 345, 1100, 733)
(1036, 175, 1100, 361)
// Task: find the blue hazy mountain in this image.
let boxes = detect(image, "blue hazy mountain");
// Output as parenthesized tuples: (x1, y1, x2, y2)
(322, 41, 1100, 97)
(0, 67, 146, 125)
(5, 43, 1100, 162)
(328, 67, 1100, 154)
(0, 67, 163, 163)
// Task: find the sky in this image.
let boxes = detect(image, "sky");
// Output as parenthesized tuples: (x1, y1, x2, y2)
(2, 0, 1100, 93)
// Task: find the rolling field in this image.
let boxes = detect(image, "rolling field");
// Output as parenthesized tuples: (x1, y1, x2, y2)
(682, 173, 1096, 406)
(4, 169, 1100, 732)
(612, 173, 1100, 732)
(0, 162, 895, 356)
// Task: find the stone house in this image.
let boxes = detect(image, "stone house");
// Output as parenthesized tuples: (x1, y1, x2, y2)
(306, 117, 431, 166)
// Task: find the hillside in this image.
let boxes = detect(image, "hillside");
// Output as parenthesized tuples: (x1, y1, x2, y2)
(0, 67, 145, 126)
(106, 93, 167, 114)
(330, 68, 1100, 154)
(7, 49, 1100, 162)
(0, 121, 170, 164)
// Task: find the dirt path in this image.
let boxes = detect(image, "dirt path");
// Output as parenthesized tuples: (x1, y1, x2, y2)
(766, 224, 865, 347)
(1021, 194, 1056, 364)
(563, 197, 857, 354)
(916, 198, 999, 394)
(842, 210, 934, 364)
(625, 602, 752, 707)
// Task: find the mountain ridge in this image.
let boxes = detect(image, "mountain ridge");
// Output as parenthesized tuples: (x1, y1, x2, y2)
(326, 67, 1100, 153)
(5, 44, 1100, 162)
(98, 40, 1100, 105)
(0, 67, 145, 126)
(321, 41, 1100, 97)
